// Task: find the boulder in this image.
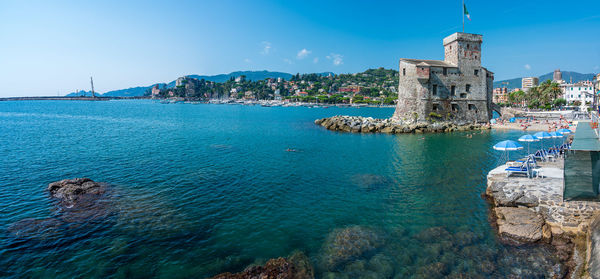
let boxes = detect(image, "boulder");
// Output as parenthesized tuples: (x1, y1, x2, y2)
(47, 178, 105, 206)
(495, 207, 544, 244)
(380, 126, 394, 133)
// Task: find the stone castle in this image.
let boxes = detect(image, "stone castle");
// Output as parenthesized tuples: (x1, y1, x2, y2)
(392, 32, 494, 124)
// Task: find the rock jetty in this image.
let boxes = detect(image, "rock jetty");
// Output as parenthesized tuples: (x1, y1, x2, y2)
(314, 116, 489, 134)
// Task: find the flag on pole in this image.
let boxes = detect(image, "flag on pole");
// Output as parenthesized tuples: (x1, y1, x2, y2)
(464, 4, 471, 20)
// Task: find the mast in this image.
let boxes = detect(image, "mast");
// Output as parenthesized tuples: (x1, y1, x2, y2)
(90, 77, 96, 98)
(462, 0, 464, 33)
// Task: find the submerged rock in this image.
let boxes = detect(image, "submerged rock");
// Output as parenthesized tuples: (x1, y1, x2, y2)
(320, 226, 384, 270)
(351, 174, 393, 191)
(210, 252, 313, 279)
(6, 218, 63, 240)
(494, 207, 544, 244)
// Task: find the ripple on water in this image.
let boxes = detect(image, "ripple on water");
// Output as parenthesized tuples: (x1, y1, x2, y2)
(0, 101, 556, 278)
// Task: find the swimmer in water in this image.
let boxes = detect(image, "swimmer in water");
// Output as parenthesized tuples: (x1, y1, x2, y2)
(286, 148, 298, 152)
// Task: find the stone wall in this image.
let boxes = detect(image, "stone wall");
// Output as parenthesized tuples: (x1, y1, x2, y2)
(486, 160, 600, 277)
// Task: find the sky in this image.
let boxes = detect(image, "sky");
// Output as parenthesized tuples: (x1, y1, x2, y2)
(0, 0, 599, 97)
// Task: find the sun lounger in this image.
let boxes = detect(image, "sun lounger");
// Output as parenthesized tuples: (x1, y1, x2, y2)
(505, 160, 533, 178)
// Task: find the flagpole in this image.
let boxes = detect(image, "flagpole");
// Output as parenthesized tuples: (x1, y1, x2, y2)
(462, 0, 464, 32)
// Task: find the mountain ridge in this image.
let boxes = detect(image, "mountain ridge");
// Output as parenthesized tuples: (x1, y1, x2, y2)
(493, 71, 595, 90)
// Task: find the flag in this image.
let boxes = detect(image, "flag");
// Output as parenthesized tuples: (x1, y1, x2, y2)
(464, 4, 471, 20)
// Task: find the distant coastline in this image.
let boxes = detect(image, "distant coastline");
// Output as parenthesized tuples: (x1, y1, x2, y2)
(0, 96, 150, 101)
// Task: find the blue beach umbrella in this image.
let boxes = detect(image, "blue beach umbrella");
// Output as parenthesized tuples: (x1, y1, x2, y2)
(534, 131, 553, 150)
(493, 140, 523, 162)
(518, 134, 539, 154)
(533, 131, 552, 139)
(558, 128, 572, 134)
(549, 131, 563, 147)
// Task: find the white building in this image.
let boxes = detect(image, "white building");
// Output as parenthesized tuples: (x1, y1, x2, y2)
(565, 81, 594, 105)
(522, 77, 539, 92)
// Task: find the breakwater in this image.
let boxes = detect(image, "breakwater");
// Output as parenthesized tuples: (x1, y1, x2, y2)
(315, 115, 489, 134)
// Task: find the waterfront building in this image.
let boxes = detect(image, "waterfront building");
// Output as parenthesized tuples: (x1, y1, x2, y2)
(393, 32, 494, 123)
(151, 84, 160, 98)
(594, 73, 600, 96)
(565, 81, 594, 105)
(493, 87, 508, 103)
(340, 85, 362, 94)
(521, 77, 539, 91)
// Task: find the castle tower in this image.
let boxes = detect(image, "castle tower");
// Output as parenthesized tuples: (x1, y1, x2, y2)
(553, 69, 563, 82)
(443, 33, 482, 69)
(393, 32, 493, 124)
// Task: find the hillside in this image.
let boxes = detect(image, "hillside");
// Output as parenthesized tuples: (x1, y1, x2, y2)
(67, 70, 313, 97)
(493, 71, 595, 89)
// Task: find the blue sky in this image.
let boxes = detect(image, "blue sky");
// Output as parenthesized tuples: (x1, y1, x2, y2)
(0, 0, 599, 96)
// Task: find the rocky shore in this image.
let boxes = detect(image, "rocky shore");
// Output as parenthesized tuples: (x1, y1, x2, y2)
(485, 159, 600, 278)
(314, 116, 489, 134)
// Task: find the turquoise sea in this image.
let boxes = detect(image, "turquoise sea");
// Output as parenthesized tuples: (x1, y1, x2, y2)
(0, 100, 565, 278)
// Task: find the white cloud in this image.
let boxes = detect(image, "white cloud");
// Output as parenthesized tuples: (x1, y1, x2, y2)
(297, 48, 311, 59)
(524, 64, 531, 70)
(261, 41, 272, 55)
(326, 53, 343, 66)
(313, 57, 319, 64)
(283, 58, 293, 64)
(244, 58, 252, 63)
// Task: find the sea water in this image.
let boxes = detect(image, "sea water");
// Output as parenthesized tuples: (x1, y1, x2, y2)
(0, 100, 564, 278)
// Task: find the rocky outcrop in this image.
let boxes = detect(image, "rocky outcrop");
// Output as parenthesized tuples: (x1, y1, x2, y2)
(495, 207, 545, 244)
(314, 116, 489, 134)
(485, 160, 599, 277)
(47, 178, 106, 207)
(210, 252, 313, 279)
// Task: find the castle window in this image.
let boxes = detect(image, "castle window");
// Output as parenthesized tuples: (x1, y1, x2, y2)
(468, 104, 477, 111)
(443, 68, 447, 75)
(403, 68, 406, 76)
(433, 104, 440, 111)
(432, 84, 438, 96)
(451, 85, 456, 96)
(474, 69, 479, 76)
(466, 84, 471, 92)
(467, 44, 470, 48)
(460, 93, 467, 98)
(452, 104, 459, 111)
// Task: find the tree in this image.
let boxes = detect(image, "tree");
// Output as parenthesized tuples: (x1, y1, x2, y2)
(553, 98, 566, 107)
